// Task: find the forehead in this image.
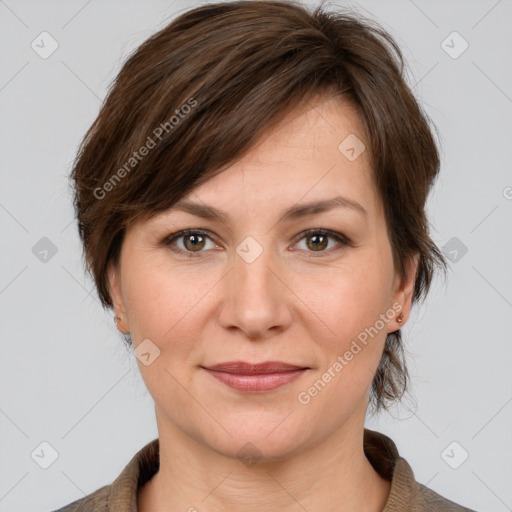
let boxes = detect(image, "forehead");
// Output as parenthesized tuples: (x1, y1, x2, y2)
(173, 95, 381, 222)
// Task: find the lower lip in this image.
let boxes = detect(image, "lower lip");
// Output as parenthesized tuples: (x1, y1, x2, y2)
(203, 368, 308, 392)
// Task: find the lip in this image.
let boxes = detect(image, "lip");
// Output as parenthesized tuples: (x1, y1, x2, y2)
(203, 361, 307, 374)
(201, 361, 309, 392)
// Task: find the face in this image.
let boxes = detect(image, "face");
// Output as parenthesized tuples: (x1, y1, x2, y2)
(108, 95, 417, 461)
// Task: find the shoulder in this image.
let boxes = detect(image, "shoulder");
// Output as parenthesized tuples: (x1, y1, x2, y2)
(363, 429, 478, 512)
(49, 484, 110, 512)
(390, 457, 478, 512)
(416, 481, 478, 512)
(48, 438, 159, 512)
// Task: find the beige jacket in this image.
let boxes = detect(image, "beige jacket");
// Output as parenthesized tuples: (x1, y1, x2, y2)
(51, 429, 476, 511)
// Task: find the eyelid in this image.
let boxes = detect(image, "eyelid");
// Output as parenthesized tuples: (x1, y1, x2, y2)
(162, 228, 353, 256)
(162, 228, 216, 254)
(290, 228, 353, 257)
(291, 228, 352, 247)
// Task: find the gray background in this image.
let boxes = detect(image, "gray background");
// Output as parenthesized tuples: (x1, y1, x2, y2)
(1, 0, 511, 510)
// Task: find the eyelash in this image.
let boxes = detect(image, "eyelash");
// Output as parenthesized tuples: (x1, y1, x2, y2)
(162, 228, 353, 258)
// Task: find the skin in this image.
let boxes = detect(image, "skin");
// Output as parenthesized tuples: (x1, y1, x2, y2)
(108, 94, 418, 512)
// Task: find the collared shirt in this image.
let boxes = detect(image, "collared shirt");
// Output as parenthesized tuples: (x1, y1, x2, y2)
(51, 428, 477, 511)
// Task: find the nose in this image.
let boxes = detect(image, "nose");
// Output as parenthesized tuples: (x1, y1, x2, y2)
(217, 239, 293, 340)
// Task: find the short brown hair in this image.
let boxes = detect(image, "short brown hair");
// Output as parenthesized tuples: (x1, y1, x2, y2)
(69, 0, 447, 413)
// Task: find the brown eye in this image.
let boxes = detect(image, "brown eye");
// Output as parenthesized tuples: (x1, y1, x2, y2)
(293, 229, 352, 256)
(183, 233, 206, 251)
(163, 228, 351, 258)
(163, 229, 217, 257)
(305, 233, 329, 251)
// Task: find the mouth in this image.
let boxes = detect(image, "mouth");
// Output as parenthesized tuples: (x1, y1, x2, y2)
(201, 361, 310, 392)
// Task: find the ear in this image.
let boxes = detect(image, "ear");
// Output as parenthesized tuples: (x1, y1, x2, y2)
(390, 252, 420, 331)
(107, 261, 129, 334)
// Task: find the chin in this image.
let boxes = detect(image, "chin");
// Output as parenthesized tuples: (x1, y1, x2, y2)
(204, 419, 311, 464)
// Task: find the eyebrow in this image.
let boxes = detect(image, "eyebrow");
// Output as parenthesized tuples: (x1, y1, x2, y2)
(168, 195, 367, 224)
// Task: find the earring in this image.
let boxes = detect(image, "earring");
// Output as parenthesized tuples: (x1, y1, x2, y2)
(114, 314, 122, 325)
(397, 312, 404, 325)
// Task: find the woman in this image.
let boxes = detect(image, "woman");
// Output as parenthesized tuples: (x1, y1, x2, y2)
(53, 0, 477, 510)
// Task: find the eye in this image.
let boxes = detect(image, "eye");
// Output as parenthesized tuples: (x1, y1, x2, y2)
(292, 229, 352, 256)
(163, 229, 219, 257)
(162, 228, 352, 258)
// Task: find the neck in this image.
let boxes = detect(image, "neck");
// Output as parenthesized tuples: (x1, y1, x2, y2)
(138, 410, 391, 512)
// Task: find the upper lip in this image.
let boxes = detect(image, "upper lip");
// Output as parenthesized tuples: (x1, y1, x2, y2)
(202, 361, 309, 374)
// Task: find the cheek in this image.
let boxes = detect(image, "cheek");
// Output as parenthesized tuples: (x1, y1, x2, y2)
(120, 256, 225, 404)
(121, 260, 208, 408)
(296, 251, 393, 340)
(122, 253, 217, 341)
(293, 267, 393, 419)
(291, 249, 394, 398)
